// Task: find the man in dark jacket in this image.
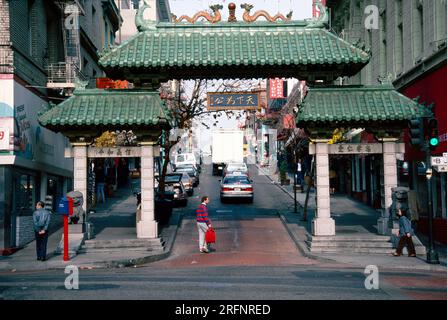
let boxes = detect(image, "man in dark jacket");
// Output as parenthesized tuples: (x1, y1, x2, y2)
(33, 201, 51, 261)
(393, 207, 416, 257)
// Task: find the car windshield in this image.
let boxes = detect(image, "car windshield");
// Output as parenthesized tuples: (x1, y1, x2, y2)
(223, 176, 250, 185)
(177, 155, 185, 162)
(164, 175, 182, 183)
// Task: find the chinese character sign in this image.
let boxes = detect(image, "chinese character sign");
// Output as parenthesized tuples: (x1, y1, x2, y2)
(269, 79, 285, 99)
(207, 92, 260, 111)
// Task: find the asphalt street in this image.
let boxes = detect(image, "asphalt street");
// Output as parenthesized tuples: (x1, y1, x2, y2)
(0, 165, 446, 300)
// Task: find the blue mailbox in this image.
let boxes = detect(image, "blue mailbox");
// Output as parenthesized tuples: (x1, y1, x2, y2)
(57, 197, 70, 215)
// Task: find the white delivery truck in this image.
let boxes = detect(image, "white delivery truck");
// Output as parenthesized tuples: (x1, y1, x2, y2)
(211, 129, 244, 176)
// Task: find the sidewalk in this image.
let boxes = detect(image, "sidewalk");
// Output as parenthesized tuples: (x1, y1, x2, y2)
(256, 165, 447, 272)
(0, 188, 182, 273)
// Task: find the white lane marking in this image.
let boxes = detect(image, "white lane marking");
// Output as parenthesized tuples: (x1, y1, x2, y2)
(216, 210, 233, 213)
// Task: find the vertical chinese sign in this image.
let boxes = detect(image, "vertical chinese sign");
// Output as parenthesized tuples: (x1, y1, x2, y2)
(269, 78, 285, 99)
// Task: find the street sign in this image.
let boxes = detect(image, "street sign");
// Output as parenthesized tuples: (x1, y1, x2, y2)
(434, 166, 447, 172)
(431, 156, 447, 166)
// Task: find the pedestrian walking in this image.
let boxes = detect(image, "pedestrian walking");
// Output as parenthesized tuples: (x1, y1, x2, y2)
(95, 163, 106, 204)
(393, 207, 417, 257)
(196, 196, 212, 253)
(33, 201, 51, 261)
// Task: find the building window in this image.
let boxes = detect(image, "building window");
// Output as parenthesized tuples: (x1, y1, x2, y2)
(27, 0, 35, 57)
(435, 0, 447, 46)
(132, 0, 140, 9)
(379, 7, 387, 78)
(13, 172, 37, 216)
(395, 0, 403, 74)
(413, 0, 424, 61)
(104, 21, 109, 47)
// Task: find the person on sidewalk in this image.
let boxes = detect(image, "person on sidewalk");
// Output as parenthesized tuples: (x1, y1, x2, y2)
(393, 207, 417, 257)
(32, 201, 51, 261)
(196, 196, 212, 253)
(95, 163, 106, 204)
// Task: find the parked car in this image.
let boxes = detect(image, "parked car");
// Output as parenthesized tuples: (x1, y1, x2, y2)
(175, 164, 200, 187)
(220, 172, 253, 203)
(173, 153, 200, 172)
(156, 174, 188, 207)
(177, 172, 194, 196)
(223, 162, 248, 177)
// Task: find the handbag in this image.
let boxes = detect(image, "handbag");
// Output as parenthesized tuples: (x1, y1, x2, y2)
(205, 227, 216, 244)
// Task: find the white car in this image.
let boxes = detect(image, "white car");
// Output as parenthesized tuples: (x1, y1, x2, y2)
(223, 162, 248, 177)
(173, 153, 198, 169)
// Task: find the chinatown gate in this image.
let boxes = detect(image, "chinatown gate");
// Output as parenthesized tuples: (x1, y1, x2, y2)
(39, 1, 429, 239)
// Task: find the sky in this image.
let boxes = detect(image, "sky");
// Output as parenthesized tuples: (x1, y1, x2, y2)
(169, 0, 313, 21)
(167, 1, 313, 151)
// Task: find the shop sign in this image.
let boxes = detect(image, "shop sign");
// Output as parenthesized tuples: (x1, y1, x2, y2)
(330, 143, 382, 154)
(207, 92, 260, 110)
(88, 147, 141, 158)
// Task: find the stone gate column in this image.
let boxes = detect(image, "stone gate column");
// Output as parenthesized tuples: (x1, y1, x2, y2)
(312, 140, 335, 236)
(137, 142, 158, 238)
(377, 138, 398, 235)
(72, 142, 88, 215)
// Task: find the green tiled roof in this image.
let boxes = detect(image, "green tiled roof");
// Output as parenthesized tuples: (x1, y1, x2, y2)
(38, 89, 172, 130)
(99, 21, 370, 80)
(297, 85, 431, 125)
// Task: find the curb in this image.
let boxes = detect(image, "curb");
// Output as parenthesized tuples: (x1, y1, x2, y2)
(262, 166, 447, 272)
(277, 211, 338, 264)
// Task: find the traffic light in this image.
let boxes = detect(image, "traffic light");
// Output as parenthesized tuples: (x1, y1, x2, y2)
(408, 118, 424, 147)
(427, 117, 439, 150)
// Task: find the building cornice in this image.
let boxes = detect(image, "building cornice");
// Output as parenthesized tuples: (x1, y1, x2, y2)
(394, 45, 447, 90)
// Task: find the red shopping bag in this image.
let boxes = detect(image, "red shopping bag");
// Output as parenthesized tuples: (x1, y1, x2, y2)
(205, 227, 216, 243)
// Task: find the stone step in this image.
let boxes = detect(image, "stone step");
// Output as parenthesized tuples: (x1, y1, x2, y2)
(307, 235, 391, 242)
(78, 247, 165, 254)
(305, 240, 394, 249)
(309, 247, 396, 254)
(83, 238, 164, 249)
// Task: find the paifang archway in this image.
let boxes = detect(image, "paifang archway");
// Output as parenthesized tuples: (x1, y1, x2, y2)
(39, 2, 427, 239)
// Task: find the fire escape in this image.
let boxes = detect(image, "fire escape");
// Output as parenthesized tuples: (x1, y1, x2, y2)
(46, 1, 87, 95)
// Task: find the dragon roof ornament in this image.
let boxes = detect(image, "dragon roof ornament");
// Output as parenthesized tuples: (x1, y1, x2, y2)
(172, 4, 223, 24)
(135, 0, 156, 31)
(304, 0, 329, 28)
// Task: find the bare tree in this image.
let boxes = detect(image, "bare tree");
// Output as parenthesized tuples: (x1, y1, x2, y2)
(157, 78, 260, 196)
